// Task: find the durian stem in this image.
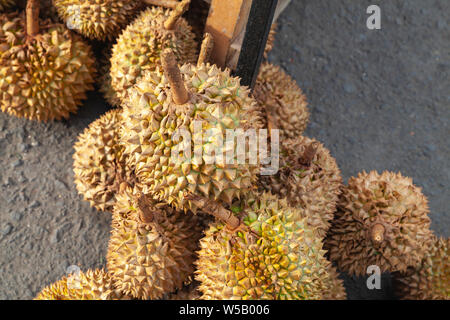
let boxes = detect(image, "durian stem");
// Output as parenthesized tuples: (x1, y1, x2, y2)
(185, 194, 241, 229)
(164, 0, 190, 30)
(143, 0, 179, 9)
(370, 224, 385, 244)
(26, 0, 40, 37)
(161, 49, 189, 105)
(137, 194, 161, 224)
(197, 33, 214, 66)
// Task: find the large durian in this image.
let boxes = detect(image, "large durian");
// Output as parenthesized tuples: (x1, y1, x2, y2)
(120, 49, 260, 219)
(195, 192, 330, 300)
(0, 1, 96, 121)
(259, 136, 342, 238)
(325, 171, 434, 275)
(393, 237, 449, 300)
(0, 0, 15, 12)
(253, 62, 309, 140)
(106, 186, 204, 300)
(110, 0, 197, 104)
(73, 109, 134, 212)
(53, 0, 141, 41)
(35, 269, 127, 300)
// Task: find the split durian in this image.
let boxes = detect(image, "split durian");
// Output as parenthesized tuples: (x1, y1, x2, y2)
(106, 186, 204, 300)
(253, 62, 309, 140)
(323, 265, 347, 300)
(325, 171, 434, 276)
(73, 109, 134, 212)
(110, 1, 197, 104)
(0, 0, 15, 12)
(393, 237, 449, 300)
(195, 192, 330, 300)
(35, 269, 127, 300)
(258, 136, 342, 238)
(120, 50, 260, 215)
(0, 2, 96, 121)
(53, 0, 141, 41)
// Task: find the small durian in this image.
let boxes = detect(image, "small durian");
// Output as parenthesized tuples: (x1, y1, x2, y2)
(106, 186, 204, 300)
(323, 265, 347, 300)
(120, 49, 260, 219)
(110, 0, 197, 104)
(73, 109, 134, 212)
(195, 192, 330, 300)
(0, 1, 96, 121)
(53, 0, 141, 41)
(393, 237, 449, 300)
(0, 0, 15, 12)
(258, 136, 342, 238)
(253, 62, 309, 140)
(325, 171, 434, 276)
(35, 269, 128, 300)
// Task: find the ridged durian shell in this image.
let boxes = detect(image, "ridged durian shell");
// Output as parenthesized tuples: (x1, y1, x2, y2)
(325, 171, 434, 275)
(393, 237, 449, 300)
(323, 265, 347, 300)
(0, 12, 96, 121)
(120, 63, 260, 213)
(195, 192, 330, 300)
(106, 187, 204, 300)
(253, 63, 309, 140)
(110, 6, 197, 104)
(73, 109, 134, 212)
(258, 136, 342, 238)
(35, 269, 128, 300)
(0, 0, 15, 12)
(54, 0, 141, 41)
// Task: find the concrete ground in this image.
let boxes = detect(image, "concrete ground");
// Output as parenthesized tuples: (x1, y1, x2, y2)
(0, 0, 448, 299)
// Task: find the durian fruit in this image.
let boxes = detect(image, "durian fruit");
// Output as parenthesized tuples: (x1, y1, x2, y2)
(393, 237, 449, 300)
(323, 265, 347, 300)
(0, 1, 96, 121)
(35, 269, 128, 300)
(0, 0, 15, 12)
(110, 0, 197, 104)
(106, 186, 204, 300)
(195, 192, 330, 300)
(258, 136, 342, 238)
(120, 49, 260, 220)
(73, 109, 134, 212)
(98, 47, 121, 107)
(53, 0, 141, 41)
(253, 62, 309, 140)
(325, 171, 434, 276)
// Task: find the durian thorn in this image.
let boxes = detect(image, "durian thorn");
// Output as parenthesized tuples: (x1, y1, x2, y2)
(136, 194, 162, 224)
(161, 49, 189, 105)
(197, 33, 214, 66)
(299, 142, 319, 167)
(164, 0, 190, 30)
(370, 223, 385, 244)
(185, 193, 240, 229)
(143, 0, 179, 9)
(26, 0, 40, 37)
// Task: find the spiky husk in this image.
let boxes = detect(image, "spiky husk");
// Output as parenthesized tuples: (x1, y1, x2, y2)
(106, 187, 204, 300)
(325, 171, 434, 276)
(54, 0, 141, 41)
(110, 7, 197, 104)
(73, 109, 134, 212)
(258, 136, 342, 238)
(195, 192, 330, 300)
(120, 63, 260, 213)
(253, 63, 309, 140)
(98, 47, 121, 107)
(323, 265, 347, 300)
(35, 269, 127, 300)
(393, 237, 449, 300)
(0, 0, 15, 12)
(0, 12, 96, 121)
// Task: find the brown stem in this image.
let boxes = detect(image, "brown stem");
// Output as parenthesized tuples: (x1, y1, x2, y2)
(161, 49, 189, 105)
(136, 194, 162, 224)
(370, 223, 385, 244)
(26, 0, 40, 37)
(143, 0, 179, 9)
(164, 0, 190, 30)
(299, 142, 318, 167)
(185, 194, 240, 230)
(197, 33, 214, 66)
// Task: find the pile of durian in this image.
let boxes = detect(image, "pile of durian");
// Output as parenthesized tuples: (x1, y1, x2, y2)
(1, 1, 446, 300)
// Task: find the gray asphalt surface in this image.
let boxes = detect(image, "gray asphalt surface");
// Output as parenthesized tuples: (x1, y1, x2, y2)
(0, 0, 448, 299)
